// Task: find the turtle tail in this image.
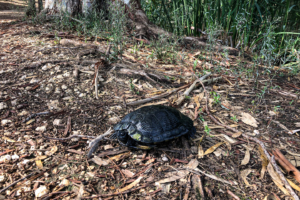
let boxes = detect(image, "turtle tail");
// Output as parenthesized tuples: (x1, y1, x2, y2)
(188, 127, 196, 139)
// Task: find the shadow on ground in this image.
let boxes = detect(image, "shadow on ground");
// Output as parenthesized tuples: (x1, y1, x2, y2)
(0, 0, 26, 21)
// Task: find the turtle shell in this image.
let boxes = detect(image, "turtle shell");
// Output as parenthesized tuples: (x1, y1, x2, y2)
(113, 105, 195, 146)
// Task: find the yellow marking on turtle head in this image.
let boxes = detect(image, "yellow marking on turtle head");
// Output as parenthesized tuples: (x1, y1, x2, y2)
(132, 133, 142, 141)
(136, 145, 152, 150)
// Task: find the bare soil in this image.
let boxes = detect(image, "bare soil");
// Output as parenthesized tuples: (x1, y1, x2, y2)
(0, 8, 300, 200)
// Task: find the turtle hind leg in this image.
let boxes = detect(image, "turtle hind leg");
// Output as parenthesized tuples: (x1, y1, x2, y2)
(187, 127, 196, 139)
(125, 137, 156, 150)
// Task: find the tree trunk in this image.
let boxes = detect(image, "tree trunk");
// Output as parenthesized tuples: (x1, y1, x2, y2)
(44, 0, 80, 16)
(26, 0, 36, 16)
(42, 0, 239, 55)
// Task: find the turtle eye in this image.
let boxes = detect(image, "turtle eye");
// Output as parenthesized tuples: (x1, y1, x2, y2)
(120, 132, 126, 136)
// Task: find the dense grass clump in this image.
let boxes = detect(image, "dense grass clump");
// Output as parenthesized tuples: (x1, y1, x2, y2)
(141, 0, 300, 67)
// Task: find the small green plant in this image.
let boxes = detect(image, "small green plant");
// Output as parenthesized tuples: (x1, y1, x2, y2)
(204, 124, 211, 135)
(210, 91, 221, 105)
(230, 115, 238, 122)
(257, 86, 267, 100)
(289, 100, 294, 105)
(273, 106, 280, 112)
(129, 79, 138, 94)
(198, 108, 204, 122)
(193, 60, 198, 71)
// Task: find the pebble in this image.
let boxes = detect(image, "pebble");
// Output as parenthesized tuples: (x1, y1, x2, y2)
(61, 85, 67, 90)
(162, 156, 169, 162)
(0, 102, 7, 110)
(35, 185, 49, 197)
(1, 119, 12, 126)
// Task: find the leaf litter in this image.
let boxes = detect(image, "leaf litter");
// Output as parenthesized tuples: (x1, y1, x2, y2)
(0, 16, 300, 200)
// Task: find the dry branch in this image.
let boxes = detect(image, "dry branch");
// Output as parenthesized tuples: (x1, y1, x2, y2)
(175, 72, 212, 105)
(126, 84, 190, 106)
(87, 128, 114, 158)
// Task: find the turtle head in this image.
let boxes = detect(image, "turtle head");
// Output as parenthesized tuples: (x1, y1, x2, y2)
(117, 131, 129, 145)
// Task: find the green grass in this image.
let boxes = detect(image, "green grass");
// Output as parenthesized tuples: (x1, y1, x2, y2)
(141, 0, 300, 66)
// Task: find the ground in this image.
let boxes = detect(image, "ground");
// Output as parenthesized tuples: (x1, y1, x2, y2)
(0, 5, 300, 200)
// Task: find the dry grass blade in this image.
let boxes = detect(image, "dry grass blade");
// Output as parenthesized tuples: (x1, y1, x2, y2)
(117, 176, 143, 193)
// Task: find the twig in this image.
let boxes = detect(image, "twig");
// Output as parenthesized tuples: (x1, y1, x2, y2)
(105, 43, 112, 57)
(22, 60, 73, 70)
(52, 191, 72, 200)
(23, 111, 51, 123)
(184, 73, 211, 96)
(0, 173, 35, 193)
(227, 190, 240, 200)
(63, 116, 71, 136)
(176, 77, 222, 106)
(42, 132, 96, 141)
(183, 168, 236, 185)
(119, 68, 157, 84)
(87, 128, 113, 158)
(81, 183, 151, 199)
(95, 149, 129, 158)
(95, 65, 99, 99)
(126, 84, 190, 106)
(183, 174, 191, 200)
(106, 155, 126, 180)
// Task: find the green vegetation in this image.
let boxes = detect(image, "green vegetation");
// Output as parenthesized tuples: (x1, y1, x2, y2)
(142, 0, 300, 51)
(210, 91, 221, 105)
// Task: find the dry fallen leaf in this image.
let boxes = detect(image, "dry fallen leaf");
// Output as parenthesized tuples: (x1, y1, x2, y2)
(263, 194, 280, 200)
(287, 179, 300, 192)
(92, 156, 110, 166)
(35, 160, 43, 169)
(258, 145, 269, 179)
(122, 169, 135, 178)
(155, 159, 199, 186)
(198, 144, 204, 159)
(2, 137, 16, 143)
(75, 184, 85, 200)
(241, 148, 250, 165)
(240, 169, 256, 189)
(267, 163, 289, 195)
(231, 132, 243, 138)
(204, 142, 224, 155)
(241, 112, 258, 127)
(110, 152, 131, 162)
(45, 146, 58, 156)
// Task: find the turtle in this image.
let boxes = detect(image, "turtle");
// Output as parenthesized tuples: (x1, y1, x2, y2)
(110, 105, 196, 149)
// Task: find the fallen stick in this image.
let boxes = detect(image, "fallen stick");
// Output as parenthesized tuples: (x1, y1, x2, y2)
(119, 68, 157, 84)
(183, 168, 236, 185)
(175, 72, 212, 105)
(42, 132, 96, 141)
(227, 190, 240, 200)
(87, 128, 113, 158)
(0, 173, 35, 194)
(273, 149, 300, 184)
(81, 183, 151, 199)
(23, 111, 51, 123)
(126, 84, 191, 106)
(183, 73, 212, 96)
(63, 116, 71, 136)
